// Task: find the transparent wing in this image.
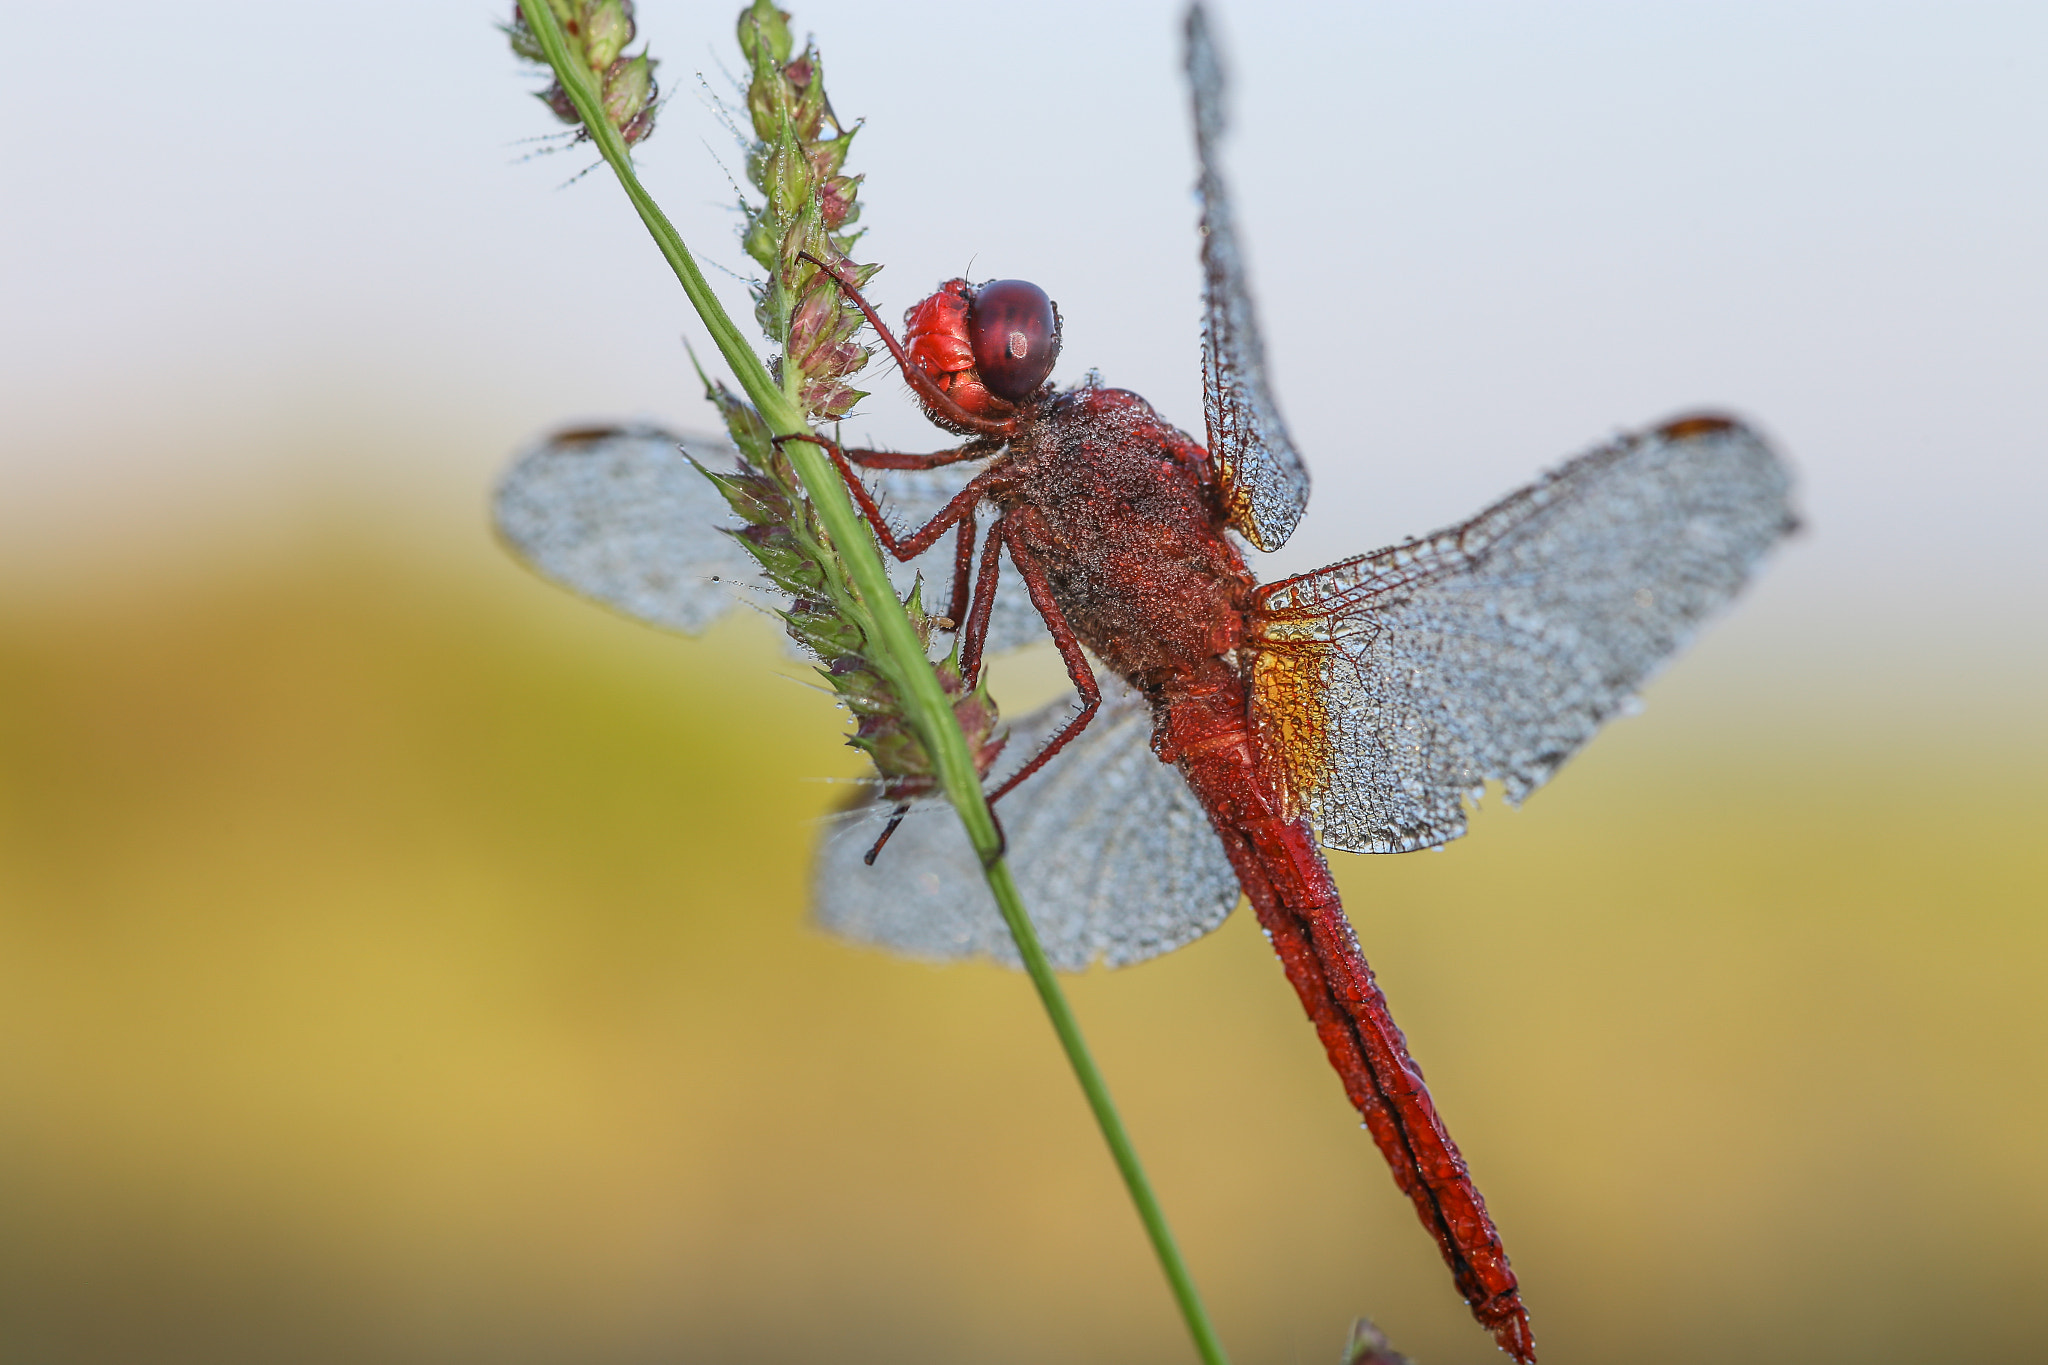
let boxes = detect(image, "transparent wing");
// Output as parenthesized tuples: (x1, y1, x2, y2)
(494, 425, 752, 634)
(1250, 418, 1798, 853)
(1186, 4, 1311, 552)
(813, 672, 1244, 971)
(867, 464, 1047, 656)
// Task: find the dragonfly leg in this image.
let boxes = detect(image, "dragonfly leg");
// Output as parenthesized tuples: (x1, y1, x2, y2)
(842, 438, 1002, 471)
(773, 431, 1008, 561)
(862, 802, 911, 865)
(958, 514, 1006, 685)
(945, 513, 977, 631)
(986, 517, 1101, 804)
(797, 251, 1018, 439)
(863, 799, 1004, 867)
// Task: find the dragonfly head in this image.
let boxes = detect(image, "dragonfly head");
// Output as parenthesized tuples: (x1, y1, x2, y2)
(903, 278, 1061, 429)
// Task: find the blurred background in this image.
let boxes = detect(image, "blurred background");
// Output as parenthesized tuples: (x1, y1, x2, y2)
(2, 2, 2043, 1362)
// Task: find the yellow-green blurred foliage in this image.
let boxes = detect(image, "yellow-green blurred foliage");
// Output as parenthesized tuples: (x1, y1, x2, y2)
(1, 533, 2041, 1365)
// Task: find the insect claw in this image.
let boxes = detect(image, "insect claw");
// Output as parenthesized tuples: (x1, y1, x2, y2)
(863, 804, 911, 865)
(980, 811, 1009, 868)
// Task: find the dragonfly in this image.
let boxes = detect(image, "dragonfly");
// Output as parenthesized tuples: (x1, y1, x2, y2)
(495, 7, 1796, 1360)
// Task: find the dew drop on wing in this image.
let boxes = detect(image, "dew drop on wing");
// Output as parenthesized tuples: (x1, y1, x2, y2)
(1250, 420, 1796, 855)
(1187, 7, 1312, 553)
(493, 425, 757, 636)
(812, 673, 1243, 970)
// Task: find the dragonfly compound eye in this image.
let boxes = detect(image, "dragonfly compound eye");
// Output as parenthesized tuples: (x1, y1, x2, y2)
(967, 280, 1060, 402)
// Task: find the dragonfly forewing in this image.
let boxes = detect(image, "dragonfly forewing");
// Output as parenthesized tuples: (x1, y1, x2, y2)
(494, 426, 754, 634)
(1186, 3, 1311, 553)
(1249, 418, 1797, 854)
(814, 673, 1243, 971)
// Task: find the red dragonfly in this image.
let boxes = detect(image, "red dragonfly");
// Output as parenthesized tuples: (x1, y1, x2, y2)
(496, 8, 1795, 1359)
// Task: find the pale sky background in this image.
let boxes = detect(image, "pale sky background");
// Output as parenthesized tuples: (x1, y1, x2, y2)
(3, 1, 2044, 687)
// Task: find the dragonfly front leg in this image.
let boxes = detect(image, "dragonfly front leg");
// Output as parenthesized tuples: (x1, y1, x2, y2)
(773, 431, 1008, 563)
(796, 251, 1017, 439)
(837, 438, 996, 629)
(987, 517, 1102, 805)
(842, 439, 1001, 471)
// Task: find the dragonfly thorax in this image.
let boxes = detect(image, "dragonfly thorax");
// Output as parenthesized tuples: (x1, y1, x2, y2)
(1005, 384, 1255, 695)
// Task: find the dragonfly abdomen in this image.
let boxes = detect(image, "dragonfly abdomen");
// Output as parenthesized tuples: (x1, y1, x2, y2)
(1164, 681, 1537, 1364)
